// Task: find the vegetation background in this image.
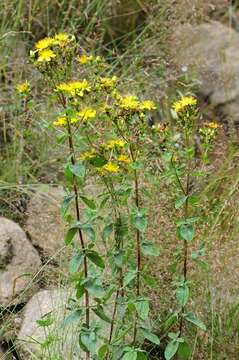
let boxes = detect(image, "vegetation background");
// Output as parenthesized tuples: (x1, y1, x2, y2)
(0, 0, 239, 359)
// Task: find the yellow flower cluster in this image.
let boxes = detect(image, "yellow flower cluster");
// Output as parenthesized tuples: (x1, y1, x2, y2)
(35, 33, 71, 51)
(37, 49, 56, 62)
(204, 121, 221, 129)
(172, 96, 197, 114)
(119, 95, 140, 110)
(16, 81, 30, 94)
(33, 33, 73, 63)
(99, 76, 117, 89)
(102, 162, 119, 173)
(79, 150, 97, 160)
(35, 37, 55, 51)
(103, 139, 126, 150)
(199, 121, 221, 142)
(78, 54, 93, 65)
(55, 80, 91, 97)
(53, 117, 67, 126)
(117, 154, 132, 164)
(77, 108, 96, 121)
(118, 95, 156, 112)
(53, 107, 96, 127)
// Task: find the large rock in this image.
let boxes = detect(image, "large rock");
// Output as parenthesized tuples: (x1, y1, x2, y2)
(25, 187, 65, 257)
(17, 289, 71, 358)
(17, 289, 112, 359)
(171, 21, 239, 132)
(0, 218, 41, 305)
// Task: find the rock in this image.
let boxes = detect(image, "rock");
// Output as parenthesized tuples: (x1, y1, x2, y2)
(17, 289, 111, 359)
(25, 186, 65, 257)
(171, 21, 239, 133)
(17, 289, 69, 357)
(0, 218, 41, 305)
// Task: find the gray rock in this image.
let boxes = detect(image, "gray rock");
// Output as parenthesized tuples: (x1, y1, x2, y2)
(172, 21, 239, 103)
(171, 21, 239, 132)
(17, 289, 111, 359)
(25, 187, 65, 257)
(0, 218, 41, 305)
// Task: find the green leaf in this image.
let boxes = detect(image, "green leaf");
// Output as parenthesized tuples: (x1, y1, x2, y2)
(131, 208, 147, 232)
(93, 305, 112, 324)
(192, 259, 209, 272)
(175, 196, 188, 209)
(98, 344, 109, 359)
(176, 284, 189, 307)
(64, 164, 74, 183)
(81, 224, 96, 243)
(76, 282, 84, 299)
(69, 252, 83, 273)
(137, 352, 148, 360)
(60, 195, 73, 218)
(122, 350, 138, 360)
(86, 250, 105, 269)
(69, 163, 85, 178)
(129, 161, 142, 170)
(90, 155, 107, 167)
(102, 223, 114, 241)
(178, 341, 191, 359)
(113, 250, 125, 268)
(143, 274, 157, 288)
(140, 327, 160, 345)
(188, 195, 199, 206)
(80, 195, 96, 209)
(135, 299, 150, 321)
(165, 340, 179, 360)
(61, 310, 82, 328)
(83, 278, 105, 298)
(36, 314, 54, 327)
(184, 313, 206, 331)
(164, 313, 178, 330)
(56, 133, 67, 144)
(64, 227, 77, 245)
(141, 242, 160, 256)
(123, 271, 137, 287)
(80, 329, 97, 354)
(178, 224, 194, 242)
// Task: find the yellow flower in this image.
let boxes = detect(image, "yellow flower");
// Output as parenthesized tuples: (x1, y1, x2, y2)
(117, 154, 131, 164)
(119, 95, 140, 111)
(205, 121, 220, 129)
(103, 162, 119, 173)
(70, 117, 79, 124)
(37, 49, 56, 62)
(35, 37, 55, 51)
(79, 150, 97, 161)
(172, 96, 197, 114)
(78, 54, 93, 64)
(95, 56, 102, 62)
(99, 76, 117, 88)
(104, 139, 126, 150)
(77, 108, 96, 121)
(54, 33, 70, 45)
(140, 100, 156, 111)
(16, 81, 30, 94)
(55, 80, 91, 97)
(53, 117, 67, 126)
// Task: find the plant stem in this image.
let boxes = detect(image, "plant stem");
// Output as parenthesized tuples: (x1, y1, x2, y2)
(129, 142, 141, 343)
(66, 119, 90, 360)
(179, 131, 191, 337)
